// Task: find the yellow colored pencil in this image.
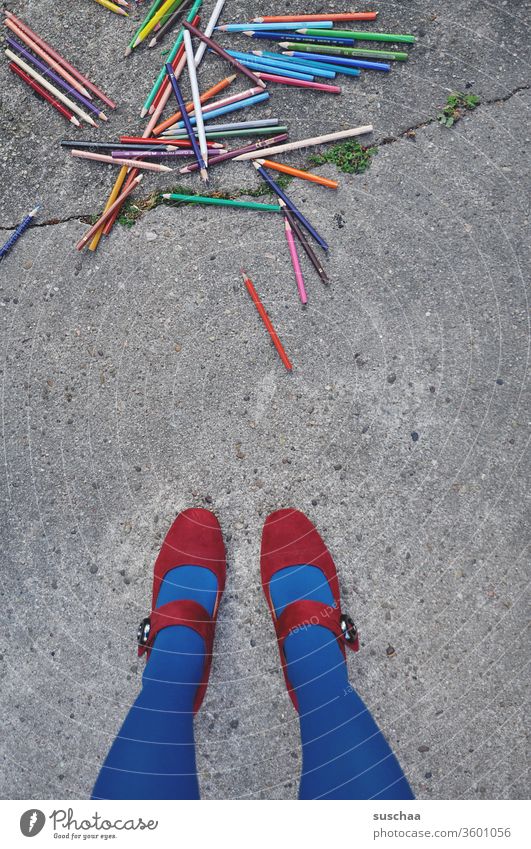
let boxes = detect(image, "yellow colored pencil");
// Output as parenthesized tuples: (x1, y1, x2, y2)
(93, 0, 129, 16)
(88, 166, 129, 252)
(133, 0, 179, 46)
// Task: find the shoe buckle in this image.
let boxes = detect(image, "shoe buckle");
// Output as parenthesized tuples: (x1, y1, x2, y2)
(137, 616, 151, 647)
(340, 613, 359, 647)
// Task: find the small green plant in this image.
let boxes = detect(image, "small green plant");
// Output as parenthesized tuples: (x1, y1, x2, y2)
(309, 139, 377, 174)
(437, 91, 480, 127)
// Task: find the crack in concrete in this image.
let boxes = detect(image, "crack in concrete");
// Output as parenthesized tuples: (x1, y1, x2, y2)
(1, 83, 528, 234)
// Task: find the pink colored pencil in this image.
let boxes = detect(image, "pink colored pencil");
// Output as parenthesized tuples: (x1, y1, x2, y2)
(256, 72, 341, 93)
(76, 175, 143, 250)
(4, 10, 116, 109)
(284, 218, 307, 304)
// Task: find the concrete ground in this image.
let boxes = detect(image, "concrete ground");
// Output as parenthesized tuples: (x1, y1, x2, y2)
(0, 0, 529, 800)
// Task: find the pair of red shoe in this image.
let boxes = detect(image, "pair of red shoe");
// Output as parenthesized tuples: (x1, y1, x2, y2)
(137, 507, 359, 714)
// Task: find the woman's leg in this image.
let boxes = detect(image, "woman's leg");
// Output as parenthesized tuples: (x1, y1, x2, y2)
(269, 565, 414, 800)
(92, 565, 218, 800)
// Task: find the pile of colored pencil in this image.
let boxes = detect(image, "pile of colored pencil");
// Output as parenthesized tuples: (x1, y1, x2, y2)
(3, 9, 116, 128)
(67, 5, 416, 368)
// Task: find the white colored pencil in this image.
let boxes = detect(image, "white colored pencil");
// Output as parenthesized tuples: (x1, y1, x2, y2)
(183, 29, 208, 179)
(4, 18, 92, 99)
(234, 125, 374, 161)
(5, 50, 98, 127)
(70, 149, 173, 173)
(193, 0, 226, 67)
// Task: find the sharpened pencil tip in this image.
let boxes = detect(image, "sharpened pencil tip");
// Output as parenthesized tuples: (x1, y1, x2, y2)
(140, 107, 148, 118)
(100, 113, 108, 122)
(161, 194, 171, 199)
(200, 168, 209, 183)
(124, 46, 132, 56)
(148, 38, 156, 48)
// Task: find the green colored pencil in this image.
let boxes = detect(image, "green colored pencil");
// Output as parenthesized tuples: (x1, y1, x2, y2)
(279, 42, 409, 61)
(158, 0, 186, 27)
(126, 0, 166, 56)
(162, 193, 281, 211)
(297, 28, 416, 44)
(163, 126, 289, 140)
(141, 0, 202, 115)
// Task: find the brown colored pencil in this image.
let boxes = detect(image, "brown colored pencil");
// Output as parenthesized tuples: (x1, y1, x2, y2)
(183, 21, 266, 89)
(279, 200, 329, 285)
(180, 132, 288, 173)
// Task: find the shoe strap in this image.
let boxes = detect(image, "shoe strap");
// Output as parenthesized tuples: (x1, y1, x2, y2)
(137, 599, 214, 659)
(274, 599, 359, 654)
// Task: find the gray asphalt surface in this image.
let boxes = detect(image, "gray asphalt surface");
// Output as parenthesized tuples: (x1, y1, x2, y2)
(0, 0, 529, 800)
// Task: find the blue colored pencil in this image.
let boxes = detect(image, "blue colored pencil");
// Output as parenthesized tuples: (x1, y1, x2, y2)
(215, 21, 334, 32)
(0, 205, 40, 261)
(242, 31, 356, 46)
(173, 91, 270, 127)
(223, 56, 314, 81)
(165, 62, 207, 179)
(280, 50, 391, 71)
(263, 52, 361, 77)
(252, 162, 328, 251)
(228, 48, 336, 78)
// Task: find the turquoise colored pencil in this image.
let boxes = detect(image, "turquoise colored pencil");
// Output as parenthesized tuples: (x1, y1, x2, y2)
(162, 193, 282, 211)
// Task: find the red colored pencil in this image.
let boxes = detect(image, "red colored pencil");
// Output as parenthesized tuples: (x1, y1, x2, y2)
(241, 270, 293, 371)
(9, 61, 81, 126)
(4, 11, 116, 109)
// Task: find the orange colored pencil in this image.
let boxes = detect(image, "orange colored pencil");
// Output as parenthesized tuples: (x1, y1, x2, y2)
(256, 158, 338, 189)
(241, 270, 293, 371)
(88, 165, 128, 251)
(153, 73, 236, 135)
(253, 13, 378, 23)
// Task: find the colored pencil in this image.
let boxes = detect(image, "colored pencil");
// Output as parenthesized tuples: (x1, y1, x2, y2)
(61, 140, 193, 151)
(235, 125, 373, 160)
(193, 0, 226, 66)
(279, 200, 329, 285)
(169, 91, 270, 128)
(281, 50, 390, 71)
(160, 115, 273, 137)
(4, 18, 92, 98)
(77, 176, 143, 250)
(279, 42, 409, 60)
(257, 158, 338, 189)
(119, 136, 222, 147)
(297, 27, 416, 43)
(249, 50, 338, 78)
(215, 22, 334, 32)
(243, 31, 356, 46)
(140, 0, 202, 113)
(166, 126, 288, 140)
(148, 0, 192, 47)
(127, 0, 166, 54)
(71, 149, 173, 172)
(93, 0, 128, 15)
(284, 217, 307, 304)
(230, 57, 315, 82)
(133, 0, 182, 47)
(252, 14, 378, 23)
(152, 73, 235, 134)
(88, 166, 128, 251)
(4, 11, 116, 108)
(0, 205, 40, 261)
(165, 62, 206, 176)
(147, 39, 186, 116)
(183, 29, 209, 176)
(9, 63, 81, 126)
(274, 52, 362, 76)
(110, 149, 197, 158)
(6, 37, 108, 121)
(183, 21, 266, 89)
(252, 161, 328, 251)
(5, 50, 98, 127)
(256, 73, 341, 94)
(241, 270, 292, 371)
(162, 194, 282, 211)
(180, 131, 288, 173)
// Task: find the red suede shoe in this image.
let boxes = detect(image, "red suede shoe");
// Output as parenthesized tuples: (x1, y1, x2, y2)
(261, 508, 359, 712)
(137, 508, 226, 714)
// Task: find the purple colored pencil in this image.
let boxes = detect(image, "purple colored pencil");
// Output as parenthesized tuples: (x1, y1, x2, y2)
(6, 36, 107, 120)
(180, 132, 289, 173)
(111, 149, 198, 159)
